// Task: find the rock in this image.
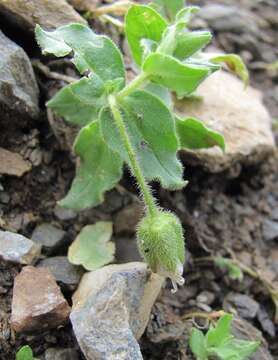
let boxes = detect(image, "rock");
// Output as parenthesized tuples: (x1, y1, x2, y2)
(115, 236, 141, 264)
(32, 223, 66, 254)
(54, 206, 77, 221)
(231, 317, 273, 360)
(0, 31, 39, 124)
(0, 0, 87, 32)
(262, 219, 278, 241)
(38, 256, 84, 291)
(175, 71, 275, 172)
(11, 266, 71, 333)
(71, 262, 164, 360)
(44, 347, 79, 360)
(0, 230, 41, 265)
(257, 307, 276, 338)
(0, 148, 31, 177)
(223, 292, 259, 319)
(198, 5, 261, 36)
(114, 203, 143, 234)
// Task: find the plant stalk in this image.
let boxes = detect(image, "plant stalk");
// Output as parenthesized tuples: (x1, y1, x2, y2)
(117, 73, 147, 100)
(108, 95, 157, 216)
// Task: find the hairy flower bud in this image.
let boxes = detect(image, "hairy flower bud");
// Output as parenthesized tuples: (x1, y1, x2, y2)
(137, 210, 185, 292)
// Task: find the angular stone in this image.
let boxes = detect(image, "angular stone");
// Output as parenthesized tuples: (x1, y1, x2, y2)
(11, 266, 71, 333)
(0, 148, 31, 177)
(0, 0, 87, 31)
(38, 256, 84, 291)
(0, 31, 39, 124)
(32, 223, 66, 254)
(0, 230, 41, 265)
(262, 219, 278, 242)
(44, 347, 79, 360)
(175, 71, 275, 172)
(224, 292, 259, 319)
(71, 262, 164, 360)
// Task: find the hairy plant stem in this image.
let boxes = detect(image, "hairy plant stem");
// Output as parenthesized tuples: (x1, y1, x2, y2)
(117, 73, 147, 100)
(108, 94, 157, 216)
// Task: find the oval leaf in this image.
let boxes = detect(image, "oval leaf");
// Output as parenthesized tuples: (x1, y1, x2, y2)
(189, 328, 208, 360)
(16, 346, 34, 360)
(174, 31, 212, 60)
(125, 5, 167, 66)
(176, 117, 225, 151)
(47, 75, 105, 126)
(100, 90, 186, 190)
(151, 0, 185, 21)
(36, 23, 125, 83)
(59, 122, 123, 210)
(68, 222, 115, 271)
(143, 53, 211, 97)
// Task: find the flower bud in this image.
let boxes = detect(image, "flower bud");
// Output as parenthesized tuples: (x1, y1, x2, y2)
(137, 210, 185, 293)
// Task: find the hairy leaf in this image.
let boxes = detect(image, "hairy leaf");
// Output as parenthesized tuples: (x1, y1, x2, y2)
(189, 328, 208, 360)
(206, 314, 233, 348)
(68, 222, 115, 271)
(176, 117, 225, 151)
(100, 90, 185, 190)
(144, 83, 173, 109)
(151, 0, 185, 21)
(209, 339, 260, 360)
(214, 257, 243, 281)
(47, 75, 105, 126)
(59, 122, 123, 210)
(143, 53, 212, 97)
(174, 31, 212, 60)
(203, 53, 249, 86)
(125, 5, 167, 65)
(16, 346, 34, 360)
(35, 23, 125, 83)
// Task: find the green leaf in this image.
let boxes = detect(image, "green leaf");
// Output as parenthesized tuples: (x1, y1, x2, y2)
(47, 75, 105, 126)
(209, 339, 260, 360)
(206, 314, 233, 348)
(214, 257, 243, 281)
(35, 23, 125, 83)
(144, 83, 173, 109)
(176, 117, 225, 151)
(16, 346, 34, 360)
(143, 53, 212, 97)
(204, 53, 249, 86)
(189, 328, 208, 360)
(68, 222, 115, 271)
(100, 90, 185, 190)
(151, 0, 185, 21)
(125, 5, 167, 65)
(174, 31, 212, 60)
(59, 122, 123, 210)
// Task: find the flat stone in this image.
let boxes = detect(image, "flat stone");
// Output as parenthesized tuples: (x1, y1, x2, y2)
(224, 292, 259, 319)
(0, 230, 41, 265)
(0, 31, 39, 124)
(0, 148, 31, 177)
(54, 206, 77, 221)
(11, 266, 71, 333)
(44, 347, 79, 360)
(262, 219, 278, 241)
(175, 71, 275, 172)
(0, 0, 87, 31)
(71, 262, 164, 360)
(32, 223, 66, 254)
(38, 256, 84, 291)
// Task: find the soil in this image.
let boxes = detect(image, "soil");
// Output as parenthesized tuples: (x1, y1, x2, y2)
(0, 0, 278, 359)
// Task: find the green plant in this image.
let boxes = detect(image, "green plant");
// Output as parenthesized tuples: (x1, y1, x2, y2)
(16, 345, 38, 360)
(35, 1, 247, 290)
(189, 313, 260, 360)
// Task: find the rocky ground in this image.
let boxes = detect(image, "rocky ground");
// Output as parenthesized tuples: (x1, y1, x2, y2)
(0, 0, 278, 359)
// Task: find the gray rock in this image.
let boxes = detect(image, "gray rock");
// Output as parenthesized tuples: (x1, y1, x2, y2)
(0, 148, 32, 177)
(71, 262, 164, 360)
(0, 0, 86, 31)
(175, 71, 275, 172)
(11, 266, 71, 333)
(0, 230, 41, 264)
(44, 347, 79, 360)
(224, 293, 259, 319)
(38, 256, 84, 291)
(0, 31, 39, 124)
(198, 5, 261, 36)
(54, 206, 77, 221)
(262, 219, 278, 241)
(32, 223, 66, 254)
